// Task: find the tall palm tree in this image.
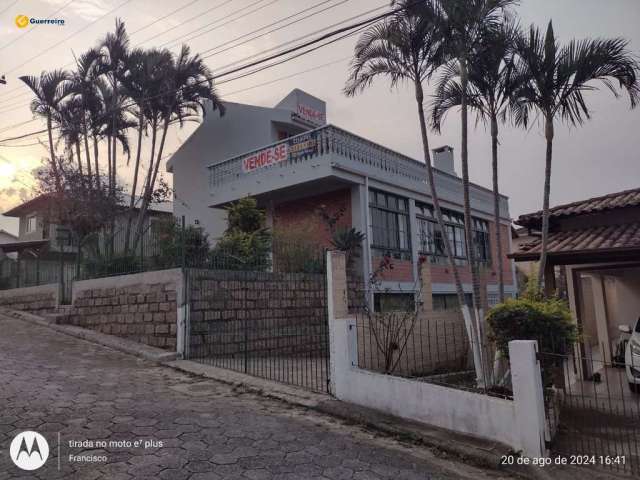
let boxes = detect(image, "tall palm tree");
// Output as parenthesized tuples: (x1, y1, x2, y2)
(71, 48, 102, 186)
(120, 48, 172, 251)
(431, 19, 519, 303)
(19, 69, 72, 191)
(133, 45, 224, 247)
(57, 96, 86, 180)
(434, 0, 516, 384)
(99, 18, 130, 194)
(513, 22, 640, 292)
(344, 0, 485, 375)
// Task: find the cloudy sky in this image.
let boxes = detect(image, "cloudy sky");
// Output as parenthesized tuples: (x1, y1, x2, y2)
(0, 0, 639, 235)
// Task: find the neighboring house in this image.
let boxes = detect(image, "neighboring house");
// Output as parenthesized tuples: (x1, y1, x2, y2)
(510, 187, 640, 371)
(511, 226, 539, 290)
(0, 228, 18, 262)
(1, 194, 173, 261)
(167, 88, 518, 308)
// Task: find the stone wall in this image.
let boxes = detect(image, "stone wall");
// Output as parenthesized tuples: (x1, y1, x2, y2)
(0, 284, 58, 314)
(66, 270, 182, 350)
(187, 269, 327, 359)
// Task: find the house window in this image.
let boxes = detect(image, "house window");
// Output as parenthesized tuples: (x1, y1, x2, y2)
(25, 215, 37, 233)
(432, 293, 473, 312)
(472, 218, 491, 265)
(416, 204, 492, 266)
(369, 190, 411, 260)
(374, 293, 415, 312)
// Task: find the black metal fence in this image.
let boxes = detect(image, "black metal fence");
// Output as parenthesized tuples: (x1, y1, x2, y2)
(541, 350, 640, 476)
(349, 281, 511, 399)
(184, 250, 330, 394)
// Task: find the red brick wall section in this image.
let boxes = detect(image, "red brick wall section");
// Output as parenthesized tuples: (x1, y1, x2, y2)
(68, 283, 177, 350)
(273, 188, 352, 249)
(430, 222, 513, 286)
(371, 257, 414, 282)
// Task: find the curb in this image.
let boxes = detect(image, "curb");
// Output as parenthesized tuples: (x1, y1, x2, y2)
(0, 308, 177, 363)
(166, 359, 547, 480)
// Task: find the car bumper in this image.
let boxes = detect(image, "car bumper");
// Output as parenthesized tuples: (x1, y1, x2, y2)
(624, 348, 640, 384)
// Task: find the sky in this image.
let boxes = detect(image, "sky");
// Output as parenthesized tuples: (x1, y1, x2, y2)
(0, 0, 639, 235)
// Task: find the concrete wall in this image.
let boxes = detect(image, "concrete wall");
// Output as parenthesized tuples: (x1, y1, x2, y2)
(0, 283, 58, 313)
(67, 269, 183, 350)
(327, 251, 547, 458)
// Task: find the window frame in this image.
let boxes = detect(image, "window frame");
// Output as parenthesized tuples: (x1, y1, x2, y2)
(369, 189, 412, 261)
(25, 215, 37, 234)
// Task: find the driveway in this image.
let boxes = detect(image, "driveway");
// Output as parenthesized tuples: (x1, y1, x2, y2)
(0, 313, 512, 480)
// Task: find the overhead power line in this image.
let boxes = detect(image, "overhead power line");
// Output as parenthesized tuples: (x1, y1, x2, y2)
(129, 0, 204, 37)
(0, 2, 401, 145)
(0, 0, 365, 115)
(0, 0, 21, 17)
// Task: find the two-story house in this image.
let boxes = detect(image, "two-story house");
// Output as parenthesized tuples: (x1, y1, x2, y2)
(167, 89, 518, 309)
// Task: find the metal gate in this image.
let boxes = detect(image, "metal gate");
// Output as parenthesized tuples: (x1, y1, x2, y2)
(541, 350, 640, 476)
(184, 263, 330, 394)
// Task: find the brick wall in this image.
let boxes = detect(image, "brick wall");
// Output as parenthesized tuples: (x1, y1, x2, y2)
(273, 188, 352, 249)
(66, 270, 181, 350)
(0, 284, 58, 314)
(371, 257, 414, 282)
(187, 269, 326, 358)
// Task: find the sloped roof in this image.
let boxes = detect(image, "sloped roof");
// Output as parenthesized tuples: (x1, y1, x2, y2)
(510, 222, 640, 261)
(516, 187, 640, 227)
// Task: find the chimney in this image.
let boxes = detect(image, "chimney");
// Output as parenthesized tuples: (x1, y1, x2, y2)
(432, 146, 456, 176)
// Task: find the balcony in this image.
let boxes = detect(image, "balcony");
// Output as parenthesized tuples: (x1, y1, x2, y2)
(207, 124, 430, 206)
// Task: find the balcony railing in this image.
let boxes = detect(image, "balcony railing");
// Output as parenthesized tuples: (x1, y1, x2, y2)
(208, 124, 428, 189)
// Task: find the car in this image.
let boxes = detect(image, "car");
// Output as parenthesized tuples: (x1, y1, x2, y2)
(619, 316, 640, 392)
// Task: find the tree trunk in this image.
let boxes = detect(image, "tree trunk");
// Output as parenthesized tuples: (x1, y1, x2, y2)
(132, 117, 158, 250)
(459, 59, 486, 387)
(75, 141, 84, 177)
(83, 126, 92, 186)
(415, 79, 470, 326)
(125, 114, 145, 253)
(47, 115, 62, 193)
(93, 136, 101, 188)
(537, 115, 554, 294)
(490, 114, 504, 303)
(107, 134, 112, 193)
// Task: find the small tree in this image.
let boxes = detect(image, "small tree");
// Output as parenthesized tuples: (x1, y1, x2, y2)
(152, 218, 211, 268)
(211, 197, 271, 270)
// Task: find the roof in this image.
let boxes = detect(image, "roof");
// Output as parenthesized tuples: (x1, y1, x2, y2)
(0, 239, 49, 253)
(4, 194, 173, 217)
(509, 222, 640, 261)
(516, 187, 640, 227)
(0, 229, 18, 241)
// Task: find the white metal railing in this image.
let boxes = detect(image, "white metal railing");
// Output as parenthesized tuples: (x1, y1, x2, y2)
(208, 124, 427, 189)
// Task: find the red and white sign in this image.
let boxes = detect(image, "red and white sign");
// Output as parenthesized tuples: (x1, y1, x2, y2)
(242, 143, 289, 172)
(296, 103, 325, 125)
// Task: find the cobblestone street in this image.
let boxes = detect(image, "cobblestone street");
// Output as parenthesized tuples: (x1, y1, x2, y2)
(0, 314, 512, 479)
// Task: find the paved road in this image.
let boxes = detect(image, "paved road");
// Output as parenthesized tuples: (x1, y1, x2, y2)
(0, 314, 512, 480)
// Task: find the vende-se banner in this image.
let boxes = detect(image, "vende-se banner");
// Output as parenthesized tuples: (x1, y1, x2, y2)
(242, 143, 289, 172)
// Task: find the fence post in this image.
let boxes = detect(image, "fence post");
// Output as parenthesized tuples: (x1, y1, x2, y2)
(509, 340, 547, 459)
(327, 250, 356, 397)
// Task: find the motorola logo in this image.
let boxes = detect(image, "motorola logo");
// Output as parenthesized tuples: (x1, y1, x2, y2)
(9, 431, 49, 471)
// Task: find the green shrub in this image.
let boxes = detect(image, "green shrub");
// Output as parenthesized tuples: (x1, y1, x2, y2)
(487, 297, 577, 357)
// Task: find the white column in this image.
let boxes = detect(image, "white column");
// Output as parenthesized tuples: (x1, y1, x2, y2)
(589, 274, 612, 363)
(509, 340, 547, 459)
(408, 198, 419, 285)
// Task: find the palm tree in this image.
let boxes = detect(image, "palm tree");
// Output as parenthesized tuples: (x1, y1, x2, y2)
(19, 69, 72, 191)
(132, 45, 225, 248)
(433, 0, 516, 384)
(344, 0, 484, 373)
(70, 48, 103, 186)
(120, 48, 171, 251)
(98, 18, 130, 194)
(57, 96, 86, 180)
(431, 19, 519, 303)
(513, 22, 640, 292)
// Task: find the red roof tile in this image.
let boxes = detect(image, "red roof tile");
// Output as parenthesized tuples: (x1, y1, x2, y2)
(516, 187, 640, 226)
(511, 222, 640, 259)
